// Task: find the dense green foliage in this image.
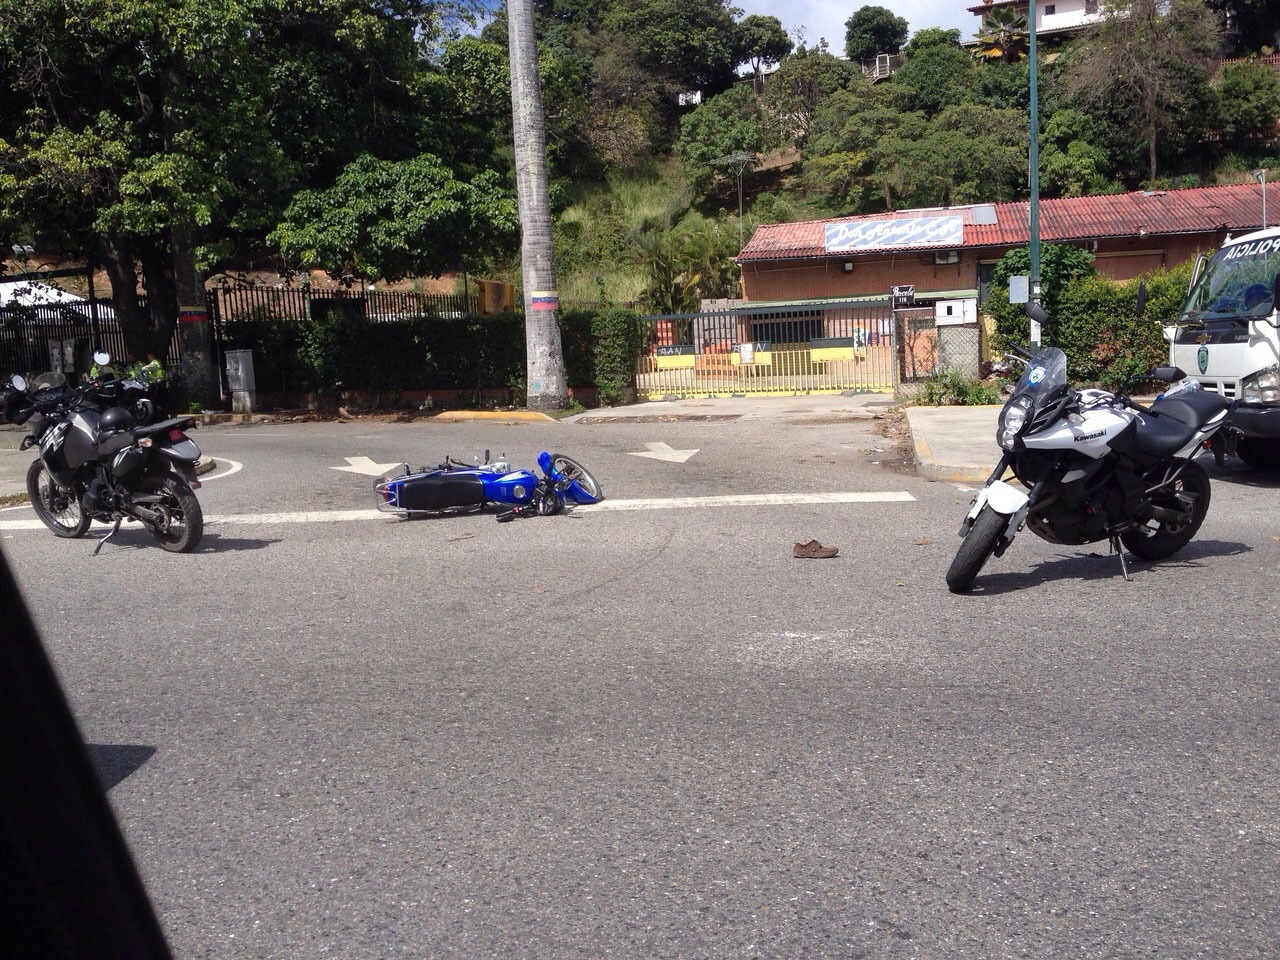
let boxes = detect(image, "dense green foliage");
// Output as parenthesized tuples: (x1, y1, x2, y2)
(988, 246, 1198, 391)
(1, 0, 1275, 373)
(844, 6, 909, 62)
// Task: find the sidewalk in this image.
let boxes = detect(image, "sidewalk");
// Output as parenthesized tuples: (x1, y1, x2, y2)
(0, 396, 1003, 500)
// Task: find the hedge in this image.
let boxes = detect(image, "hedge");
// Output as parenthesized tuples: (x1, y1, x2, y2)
(219, 305, 643, 406)
(988, 245, 1197, 392)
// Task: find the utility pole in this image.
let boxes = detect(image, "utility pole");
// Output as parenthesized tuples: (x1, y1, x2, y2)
(1028, 5, 1041, 348)
(508, 0, 569, 409)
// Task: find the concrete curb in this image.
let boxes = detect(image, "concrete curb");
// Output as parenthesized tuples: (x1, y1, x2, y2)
(904, 406, 1000, 484)
(432, 410, 556, 423)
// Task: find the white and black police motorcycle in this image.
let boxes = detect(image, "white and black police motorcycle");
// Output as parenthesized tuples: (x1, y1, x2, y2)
(947, 300, 1237, 593)
(2, 353, 204, 553)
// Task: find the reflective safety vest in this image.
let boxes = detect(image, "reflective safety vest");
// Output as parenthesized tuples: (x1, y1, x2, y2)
(140, 359, 165, 383)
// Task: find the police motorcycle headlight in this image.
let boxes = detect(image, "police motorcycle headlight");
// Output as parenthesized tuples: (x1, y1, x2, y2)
(1240, 363, 1280, 403)
(998, 395, 1033, 450)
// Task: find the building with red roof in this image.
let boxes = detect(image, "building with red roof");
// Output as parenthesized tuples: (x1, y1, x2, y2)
(737, 181, 1277, 308)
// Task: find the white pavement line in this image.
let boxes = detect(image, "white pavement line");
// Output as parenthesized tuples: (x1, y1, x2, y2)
(0, 491, 915, 531)
(209, 509, 387, 525)
(202, 458, 244, 482)
(576, 491, 916, 512)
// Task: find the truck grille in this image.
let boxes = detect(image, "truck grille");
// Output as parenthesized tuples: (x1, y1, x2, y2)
(1198, 379, 1237, 399)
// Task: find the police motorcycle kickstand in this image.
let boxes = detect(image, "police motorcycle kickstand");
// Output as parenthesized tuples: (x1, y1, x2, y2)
(93, 517, 124, 557)
(1108, 533, 1131, 582)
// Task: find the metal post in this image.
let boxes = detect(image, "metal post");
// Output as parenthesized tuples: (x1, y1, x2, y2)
(1254, 169, 1267, 229)
(1028, 3, 1041, 348)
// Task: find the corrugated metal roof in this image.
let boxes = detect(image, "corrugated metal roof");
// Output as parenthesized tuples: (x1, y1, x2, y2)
(738, 183, 1279, 262)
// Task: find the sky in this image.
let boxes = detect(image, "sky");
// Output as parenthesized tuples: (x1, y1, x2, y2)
(733, 0, 978, 52)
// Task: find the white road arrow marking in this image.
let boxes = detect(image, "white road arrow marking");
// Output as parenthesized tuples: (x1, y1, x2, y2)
(332, 456, 402, 476)
(628, 441, 699, 463)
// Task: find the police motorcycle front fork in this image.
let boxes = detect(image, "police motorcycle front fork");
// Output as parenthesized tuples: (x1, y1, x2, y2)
(965, 454, 1134, 580)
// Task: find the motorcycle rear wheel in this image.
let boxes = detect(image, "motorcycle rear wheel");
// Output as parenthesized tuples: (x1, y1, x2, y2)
(1121, 460, 1210, 561)
(549, 453, 603, 503)
(141, 474, 204, 553)
(946, 506, 1004, 593)
(26, 460, 90, 538)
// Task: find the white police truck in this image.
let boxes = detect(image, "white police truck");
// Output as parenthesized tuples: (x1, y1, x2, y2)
(1168, 226, 1280, 466)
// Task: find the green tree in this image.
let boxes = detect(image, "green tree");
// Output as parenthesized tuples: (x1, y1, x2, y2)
(1066, 0, 1221, 181)
(676, 86, 767, 191)
(761, 50, 863, 145)
(269, 155, 518, 280)
(1039, 109, 1122, 196)
(1213, 59, 1280, 151)
(904, 27, 962, 57)
(0, 0, 479, 358)
(736, 14, 793, 90)
(844, 5, 909, 62)
(605, 0, 741, 97)
(893, 44, 976, 115)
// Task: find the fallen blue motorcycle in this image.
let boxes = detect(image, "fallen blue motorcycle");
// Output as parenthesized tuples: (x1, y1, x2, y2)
(375, 451, 603, 522)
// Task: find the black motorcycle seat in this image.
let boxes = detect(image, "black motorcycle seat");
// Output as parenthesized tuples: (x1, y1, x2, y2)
(396, 473, 487, 511)
(1132, 410, 1198, 457)
(1150, 390, 1230, 428)
(133, 416, 196, 437)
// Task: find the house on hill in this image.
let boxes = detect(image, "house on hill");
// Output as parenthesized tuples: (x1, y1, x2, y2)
(968, 0, 1106, 39)
(736, 182, 1279, 314)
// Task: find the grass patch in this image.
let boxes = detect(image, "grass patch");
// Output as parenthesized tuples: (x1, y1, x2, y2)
(0, 493, 29, 508)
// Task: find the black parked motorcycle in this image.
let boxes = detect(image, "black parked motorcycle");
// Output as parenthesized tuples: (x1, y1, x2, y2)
(2, 365, 204, 553)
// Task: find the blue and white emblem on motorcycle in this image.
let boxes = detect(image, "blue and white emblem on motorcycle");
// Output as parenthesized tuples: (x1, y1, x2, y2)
(1197, 345, 1209, 374)
(1028, 366, 1046, 385)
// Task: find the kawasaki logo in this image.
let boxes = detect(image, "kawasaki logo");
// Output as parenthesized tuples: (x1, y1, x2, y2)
(1198, 345, 1209, 374)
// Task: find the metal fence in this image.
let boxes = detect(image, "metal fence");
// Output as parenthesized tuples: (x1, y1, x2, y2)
(634, 299, 985, 399)
(0, 300, 183, 380)
(207, 283, 479, 326)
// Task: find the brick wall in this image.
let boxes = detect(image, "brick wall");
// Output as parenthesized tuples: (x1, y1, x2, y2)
(741, 253, 977, 302)
(741, 230, 1231, 303)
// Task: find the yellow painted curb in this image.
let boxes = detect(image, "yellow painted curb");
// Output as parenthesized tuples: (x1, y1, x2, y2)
(434, 410, 556, 422)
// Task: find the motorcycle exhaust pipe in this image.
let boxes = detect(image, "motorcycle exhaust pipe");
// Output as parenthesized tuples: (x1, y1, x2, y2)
(1139, 503, 1186, 524)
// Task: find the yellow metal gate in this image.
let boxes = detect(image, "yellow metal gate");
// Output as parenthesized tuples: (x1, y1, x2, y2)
(635, 300, 899, 399)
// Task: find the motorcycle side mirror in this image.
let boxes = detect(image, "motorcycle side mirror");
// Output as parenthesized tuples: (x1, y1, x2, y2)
(10, 374, 27, 392)
(1135, 280, 1147, 317)
(1147, 365, 1186, 382)
(93, 351, 111, 366)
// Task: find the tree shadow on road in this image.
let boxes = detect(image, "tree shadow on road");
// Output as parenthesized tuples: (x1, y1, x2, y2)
(964, 538, 1251, 596)
(87, 744, 156, 791)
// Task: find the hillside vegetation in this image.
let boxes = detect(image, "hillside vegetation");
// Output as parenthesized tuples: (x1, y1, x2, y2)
(1, 0, 1276, 329)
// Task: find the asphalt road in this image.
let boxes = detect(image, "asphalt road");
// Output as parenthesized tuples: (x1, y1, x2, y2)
(3, 415, 1279, 959)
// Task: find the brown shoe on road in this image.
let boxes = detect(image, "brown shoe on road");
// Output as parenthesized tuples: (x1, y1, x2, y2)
(793, 539, 839, 559)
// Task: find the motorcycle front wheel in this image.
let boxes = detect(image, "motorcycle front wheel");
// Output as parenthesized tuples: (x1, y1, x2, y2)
(549, 453, 603, 503)
(26, 459, 90, 538)
(946, 506, 1005, 593)
(1121, 460, 1210, 561)
(141, 474, 204, 553)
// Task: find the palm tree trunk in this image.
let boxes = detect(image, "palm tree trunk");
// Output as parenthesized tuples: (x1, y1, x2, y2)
(508, 0, 568, 410)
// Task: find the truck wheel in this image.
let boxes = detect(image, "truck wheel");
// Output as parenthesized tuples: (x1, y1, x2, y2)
(1236, 437, 1280, 469)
